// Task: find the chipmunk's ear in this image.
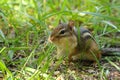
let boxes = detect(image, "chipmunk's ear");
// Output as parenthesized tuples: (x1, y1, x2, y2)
(68, 20, 75, 30)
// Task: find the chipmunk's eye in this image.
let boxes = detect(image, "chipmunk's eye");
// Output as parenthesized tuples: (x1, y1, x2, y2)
(59, 30, 65, 34)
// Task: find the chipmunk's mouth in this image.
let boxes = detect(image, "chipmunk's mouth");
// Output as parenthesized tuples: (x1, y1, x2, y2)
(48, 36, 57, 43)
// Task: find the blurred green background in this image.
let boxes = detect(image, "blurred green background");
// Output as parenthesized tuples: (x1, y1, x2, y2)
(0, 0, 120, 79)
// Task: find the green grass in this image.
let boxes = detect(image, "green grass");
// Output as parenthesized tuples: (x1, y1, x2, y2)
(0, 0, 120, 79)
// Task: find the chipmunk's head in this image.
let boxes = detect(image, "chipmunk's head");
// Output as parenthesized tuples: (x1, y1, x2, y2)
(48, 20, 77, 49)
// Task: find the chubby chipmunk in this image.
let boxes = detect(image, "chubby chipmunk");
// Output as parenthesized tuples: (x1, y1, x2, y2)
(49, 20, 101, 62)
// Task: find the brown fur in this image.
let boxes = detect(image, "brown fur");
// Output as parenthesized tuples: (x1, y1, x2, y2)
(49, 21, 101, 63)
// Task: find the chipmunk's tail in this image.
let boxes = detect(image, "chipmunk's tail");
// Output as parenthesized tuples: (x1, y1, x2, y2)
(101, 48, 120, 56)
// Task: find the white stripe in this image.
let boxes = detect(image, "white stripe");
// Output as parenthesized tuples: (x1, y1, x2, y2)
(82, 32, 91, 38)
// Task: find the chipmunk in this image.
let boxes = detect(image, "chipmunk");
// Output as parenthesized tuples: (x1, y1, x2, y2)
(48, 20, 102, 62)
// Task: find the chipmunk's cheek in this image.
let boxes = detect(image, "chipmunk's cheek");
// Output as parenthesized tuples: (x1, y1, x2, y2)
(58, 36, 76, 48)
(52, 37, 65, 47)
(54, 38, 62, 45)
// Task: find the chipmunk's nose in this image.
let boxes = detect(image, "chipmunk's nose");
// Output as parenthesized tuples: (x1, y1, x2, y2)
(48, 36, 54, 42)
(50, 36, 54, 41)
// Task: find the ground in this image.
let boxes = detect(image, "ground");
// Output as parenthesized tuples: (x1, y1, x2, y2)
(48, 56, 120, 80)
